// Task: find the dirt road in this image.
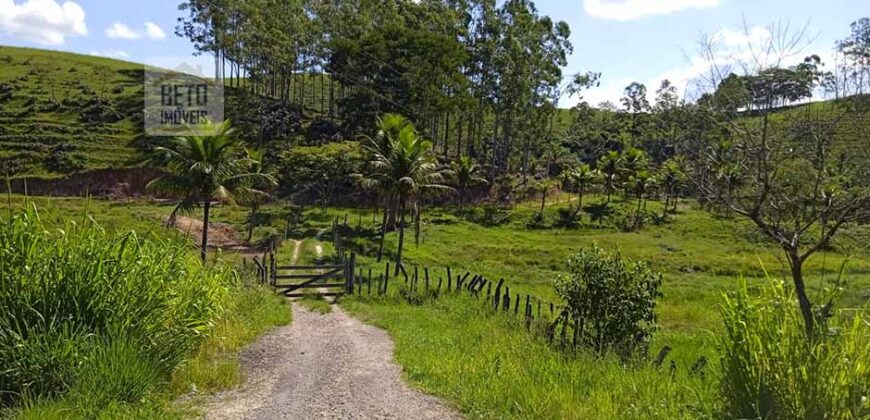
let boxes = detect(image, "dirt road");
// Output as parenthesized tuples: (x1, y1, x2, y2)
(203, 304, 458, 420)
(203, 239, 458, 419)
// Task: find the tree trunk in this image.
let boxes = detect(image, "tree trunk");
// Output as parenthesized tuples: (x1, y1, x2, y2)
(376, 200, 388, 262)
(573, 186, 584, 218)
(247, 203, 257, 242)
(788, 251, 815, 335)
(386, 196, 398, 231)
(540, 190, 546, 214)
(635, 196, 643, 229)
(395, 198, 407, 275)
(414, 201, 421, 246)
(201, 199, 210, 263)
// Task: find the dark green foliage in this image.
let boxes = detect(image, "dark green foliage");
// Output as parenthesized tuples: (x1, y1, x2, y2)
(229, 91, 302, 145)
(44, 145, 86, 174)
(474, 204, 511, 226)
(0, 83, 13, 102)
(554, 207, 579, 228)
(554, 245, 663, 357)
(276, 142, 363, 205)
(525, 211, 549, 229)
(78, 97, 121, 124)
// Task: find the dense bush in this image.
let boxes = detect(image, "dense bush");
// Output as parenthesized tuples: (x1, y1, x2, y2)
(79, 97, 121, 124)
(0, 206, 230, 407)
(230, 91, 302, 144)
(0, 83, 14, 102)
(554, 245, 663, 357)
(276, 142, 363, 205)
(719, 280, 870, 419)
(44, 148, 87, 174)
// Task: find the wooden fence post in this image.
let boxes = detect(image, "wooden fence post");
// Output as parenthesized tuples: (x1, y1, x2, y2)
(349, 253, 356, 295)
(493, 279, 504, 311)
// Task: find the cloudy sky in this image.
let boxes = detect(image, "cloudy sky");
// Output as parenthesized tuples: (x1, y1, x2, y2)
(0, 0, 864, 107)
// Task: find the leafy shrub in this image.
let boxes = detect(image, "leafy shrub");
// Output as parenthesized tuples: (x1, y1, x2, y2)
(719, 280, 870, 419)
(79, 97, 121, 124)
(525, 211, 549, 229)
(0, 82, 13, 102)
(474, 204, 511, 226)
(45, 148, 86, 174)
(305, 118, 341, 145)
(0, 206, 230, 406)
(230, 91, 302, 143)
(554, 245, 663, 357)
(554, 207, 579, 228)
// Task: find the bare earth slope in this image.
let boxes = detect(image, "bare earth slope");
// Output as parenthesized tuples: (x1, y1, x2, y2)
(203, 303, 459, 420)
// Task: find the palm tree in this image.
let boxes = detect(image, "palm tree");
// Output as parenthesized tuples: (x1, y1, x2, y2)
(659, 156, 687, 219)
(451, 156, 488, 213)
(357, 114, 417, 261)
(620, 147, 648, 198)
(565, 163, 597, 217)
(242, 148, 274, 241)
(598, 150, 623, 204)
(147, 120, 275, 262)
(360, 115, 452, 273)
(534, 179, 557, 215)
(628, 170, 657, 229)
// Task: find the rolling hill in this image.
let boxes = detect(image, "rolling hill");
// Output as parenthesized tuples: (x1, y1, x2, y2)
(0, 46, 146, 177)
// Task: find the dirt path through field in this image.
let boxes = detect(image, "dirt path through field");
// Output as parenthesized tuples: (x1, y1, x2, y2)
(202, 239, 459, 419)
(170, 216, 256, 253)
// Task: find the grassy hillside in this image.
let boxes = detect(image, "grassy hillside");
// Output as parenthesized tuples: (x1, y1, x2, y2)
(0, 46, 145, 177)
(0, 46, 354, 178)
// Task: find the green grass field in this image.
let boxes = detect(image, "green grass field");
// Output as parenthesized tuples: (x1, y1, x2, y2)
(4, 193, 867, 418)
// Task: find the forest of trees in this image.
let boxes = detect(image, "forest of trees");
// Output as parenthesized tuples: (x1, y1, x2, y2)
(175, 2, 870, 335)
(177, 0, 574, 179)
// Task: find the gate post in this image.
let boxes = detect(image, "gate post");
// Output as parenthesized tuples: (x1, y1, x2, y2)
(346, 253, 356, 295)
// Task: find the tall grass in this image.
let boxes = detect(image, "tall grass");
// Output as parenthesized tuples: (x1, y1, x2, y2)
(0, 204, 229, 409)
(719, 280, 870, 419)
(343, 294, 717, 419)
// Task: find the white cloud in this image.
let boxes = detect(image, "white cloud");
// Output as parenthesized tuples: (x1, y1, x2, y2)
(583, 0, 718, 21)
(89, 49, 128, 59)
(566, 24, 831, 108)
(0, 0, 87, 45)
(105, 22, 137, 39)
(144, 22, 165, 40)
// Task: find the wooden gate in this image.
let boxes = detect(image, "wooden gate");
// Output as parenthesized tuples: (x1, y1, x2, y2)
(264, 253, 357, 298)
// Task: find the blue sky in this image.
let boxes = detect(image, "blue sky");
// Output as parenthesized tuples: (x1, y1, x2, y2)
(0, 0, 865, 106)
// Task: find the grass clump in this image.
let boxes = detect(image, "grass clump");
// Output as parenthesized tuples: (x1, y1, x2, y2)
(169, 284, 290, 395)
(0, 205, 229, 414)
(297, 293, 333, 314)
(719, 280, 870, 419)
